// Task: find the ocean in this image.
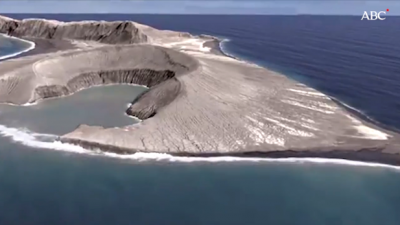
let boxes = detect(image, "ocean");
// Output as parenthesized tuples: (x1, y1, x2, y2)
(1, 14, 400, 225)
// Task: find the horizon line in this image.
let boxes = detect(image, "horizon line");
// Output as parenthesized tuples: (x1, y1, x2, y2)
(2, 13, 400, 16)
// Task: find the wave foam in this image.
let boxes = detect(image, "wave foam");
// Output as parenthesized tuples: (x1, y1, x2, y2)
(0, 124, 399, 171)
(0, 124, 88, 153)
(0, 34, 36, 61)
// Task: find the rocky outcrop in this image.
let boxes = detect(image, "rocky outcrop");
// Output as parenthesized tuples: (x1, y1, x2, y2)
(35, 85, 70, 99)
(0, 15, 148, 44)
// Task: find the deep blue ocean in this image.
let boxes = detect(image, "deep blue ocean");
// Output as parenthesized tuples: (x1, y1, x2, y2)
(1, 14, 400, 225)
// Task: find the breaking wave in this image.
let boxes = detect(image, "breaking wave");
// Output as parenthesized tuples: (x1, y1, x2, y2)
(0, 123, 399, 171)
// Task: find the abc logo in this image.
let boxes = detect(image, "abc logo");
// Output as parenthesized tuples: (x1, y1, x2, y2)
(361, 11, 387, 20)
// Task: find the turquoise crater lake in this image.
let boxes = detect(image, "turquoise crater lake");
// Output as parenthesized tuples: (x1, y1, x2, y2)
(0, 85, 148, 135)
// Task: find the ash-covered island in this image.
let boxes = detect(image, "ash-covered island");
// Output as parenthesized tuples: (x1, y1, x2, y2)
(1, 15, 400, 165)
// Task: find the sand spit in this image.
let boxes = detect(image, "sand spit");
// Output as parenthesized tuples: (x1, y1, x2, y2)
(1, 15, 400, 165)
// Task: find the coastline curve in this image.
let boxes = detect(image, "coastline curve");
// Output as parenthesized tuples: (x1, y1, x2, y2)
(0, 33, 36, 61)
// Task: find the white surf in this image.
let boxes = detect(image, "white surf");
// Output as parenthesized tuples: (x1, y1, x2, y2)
(0, 123, 399, 172)
(0, 34, 36, 61)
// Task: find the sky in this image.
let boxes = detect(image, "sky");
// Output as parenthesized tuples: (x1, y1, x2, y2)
(0, 0, 399, 15)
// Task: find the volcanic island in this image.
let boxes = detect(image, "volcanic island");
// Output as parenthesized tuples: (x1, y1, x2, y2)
(0, 15, 400, 165)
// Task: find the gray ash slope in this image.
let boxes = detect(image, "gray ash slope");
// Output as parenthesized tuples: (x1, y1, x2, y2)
(0, 16, 148, 44)
(1, 15, 400, 165)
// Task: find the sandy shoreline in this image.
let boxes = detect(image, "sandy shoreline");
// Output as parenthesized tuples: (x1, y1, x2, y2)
(0, 33, 36, 60)
(1, 15, 400, 166)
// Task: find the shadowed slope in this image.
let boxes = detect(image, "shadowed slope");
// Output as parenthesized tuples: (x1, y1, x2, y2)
(0, 15, 148, 44)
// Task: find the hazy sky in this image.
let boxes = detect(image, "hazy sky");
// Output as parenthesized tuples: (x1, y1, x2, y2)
(0, 0, 399, 15)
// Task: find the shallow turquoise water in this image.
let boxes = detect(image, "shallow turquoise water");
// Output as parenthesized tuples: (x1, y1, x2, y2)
(0, 85, 147, 135)
(0, 34, 32, 60)
(0, 84, 399, 225)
